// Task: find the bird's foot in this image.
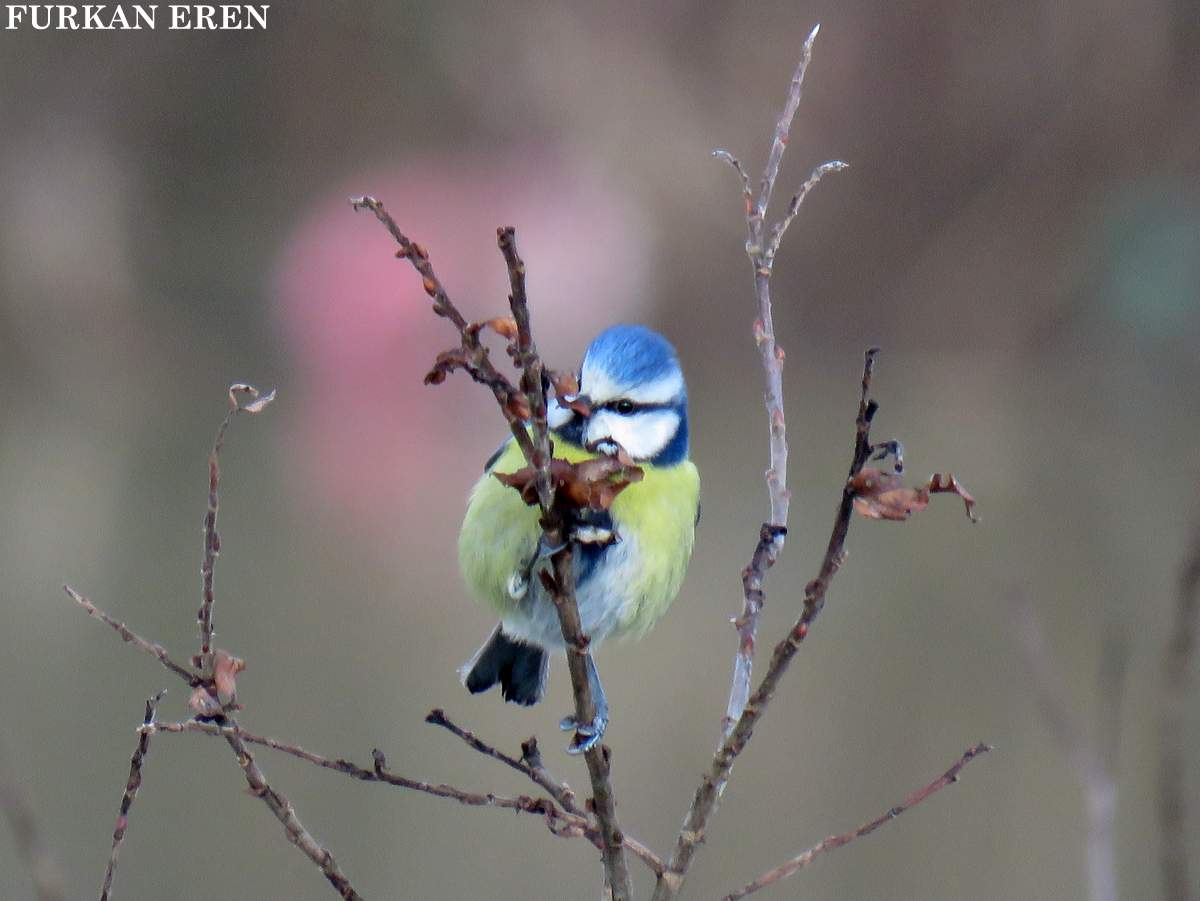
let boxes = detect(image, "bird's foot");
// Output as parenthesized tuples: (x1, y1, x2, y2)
(559, 712, 608, 754)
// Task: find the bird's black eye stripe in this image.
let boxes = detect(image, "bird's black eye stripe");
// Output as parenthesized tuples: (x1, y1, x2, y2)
(597, 400, 681, 417)
(602, 398, 673, 415)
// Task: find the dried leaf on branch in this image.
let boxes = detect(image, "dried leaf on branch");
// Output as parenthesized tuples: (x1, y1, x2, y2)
(213, 650, 246, 706)
(495, 456, 643, 513)
(227, 384, 277, 413)
(850, 468, 979, 523)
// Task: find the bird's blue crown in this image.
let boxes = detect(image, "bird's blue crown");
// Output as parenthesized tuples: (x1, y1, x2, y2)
(556, 324, 689, 465)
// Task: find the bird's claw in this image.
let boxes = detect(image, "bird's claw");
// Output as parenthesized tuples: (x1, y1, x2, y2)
(560, 712, 607, 754)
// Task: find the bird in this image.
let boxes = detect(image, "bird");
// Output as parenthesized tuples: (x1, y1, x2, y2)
(458, 324, 700, 753)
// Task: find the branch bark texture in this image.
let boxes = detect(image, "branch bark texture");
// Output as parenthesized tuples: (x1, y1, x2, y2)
(717, 22, 847, 735)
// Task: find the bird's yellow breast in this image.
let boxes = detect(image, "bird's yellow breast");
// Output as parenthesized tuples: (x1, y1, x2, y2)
(458, 436, 700, 640)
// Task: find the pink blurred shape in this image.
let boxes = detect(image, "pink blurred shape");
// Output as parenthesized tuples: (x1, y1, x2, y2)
(273, 151, 652, 532)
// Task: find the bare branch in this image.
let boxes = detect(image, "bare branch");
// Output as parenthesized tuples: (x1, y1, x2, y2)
(721, 743, 992, 900)
(426, 709, 581, 816)
(497, 226, 554, 512)
(198, 383, 276, 663)
(755, 23, 822, 222)
(765, 159, 849, 262)
(428, 710, 665, 875)
(656, 348, 881, 901)
(720, 24, 834, 738)
(519, 736, 582, 817)
(712, 149, 753, 215)
(63, 585, 197, 686)
(100, 691, 166, 901)
(1161, 532, 1200, 901)
(198, 381, 365, 901)
(220, 729, 363, 900)
(145, 718, 663, 875)
(349, 196, 537, 461)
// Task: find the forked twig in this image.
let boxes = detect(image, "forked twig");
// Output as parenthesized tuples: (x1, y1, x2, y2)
(719, 23, 848, 737)
(426, 709, 581, 815)
(145, 717, 665, 876)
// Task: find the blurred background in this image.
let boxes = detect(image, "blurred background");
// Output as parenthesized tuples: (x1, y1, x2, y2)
(2, 1, 1198, 898)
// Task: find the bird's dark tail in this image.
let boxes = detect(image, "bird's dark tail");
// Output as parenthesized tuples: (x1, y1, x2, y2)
(461, 625, 548, 706)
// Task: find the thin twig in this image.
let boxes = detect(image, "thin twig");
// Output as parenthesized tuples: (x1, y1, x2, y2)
(721, 743, 992, 900)
(712, 149, 752, 215)
(195, 387, 363, 901)
(198, 384, 275, 666)
(349, 197, 537, 462)
(755, 24, 822, 222)
(1160, 533, 1200, 901)
(220, 728, 363, 900)
(426, 709, 581, 816)
(0, 761, 67, 901)
(63, 585, 197, 686)
(721, 23, 847, 738)
(765, 160, 849, 263)
(494, 217, 632, 897)
(655, 348, 880, 901)
(100, 691, 166, 901)
(497, 226, 553, 512)
(520, 735, 582, 817)
(146, 718, 664, 875)
(1015, 594, 1121, 901)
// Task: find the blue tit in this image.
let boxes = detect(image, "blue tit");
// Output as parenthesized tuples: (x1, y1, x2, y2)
(458, 324, 700, 752)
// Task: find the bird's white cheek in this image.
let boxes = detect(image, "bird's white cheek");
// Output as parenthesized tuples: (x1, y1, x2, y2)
(584, 410, 621, 450)
(586, 410, 678, 460)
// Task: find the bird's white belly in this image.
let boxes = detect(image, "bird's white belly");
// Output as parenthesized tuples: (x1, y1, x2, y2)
(500, 533, 640, 651)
